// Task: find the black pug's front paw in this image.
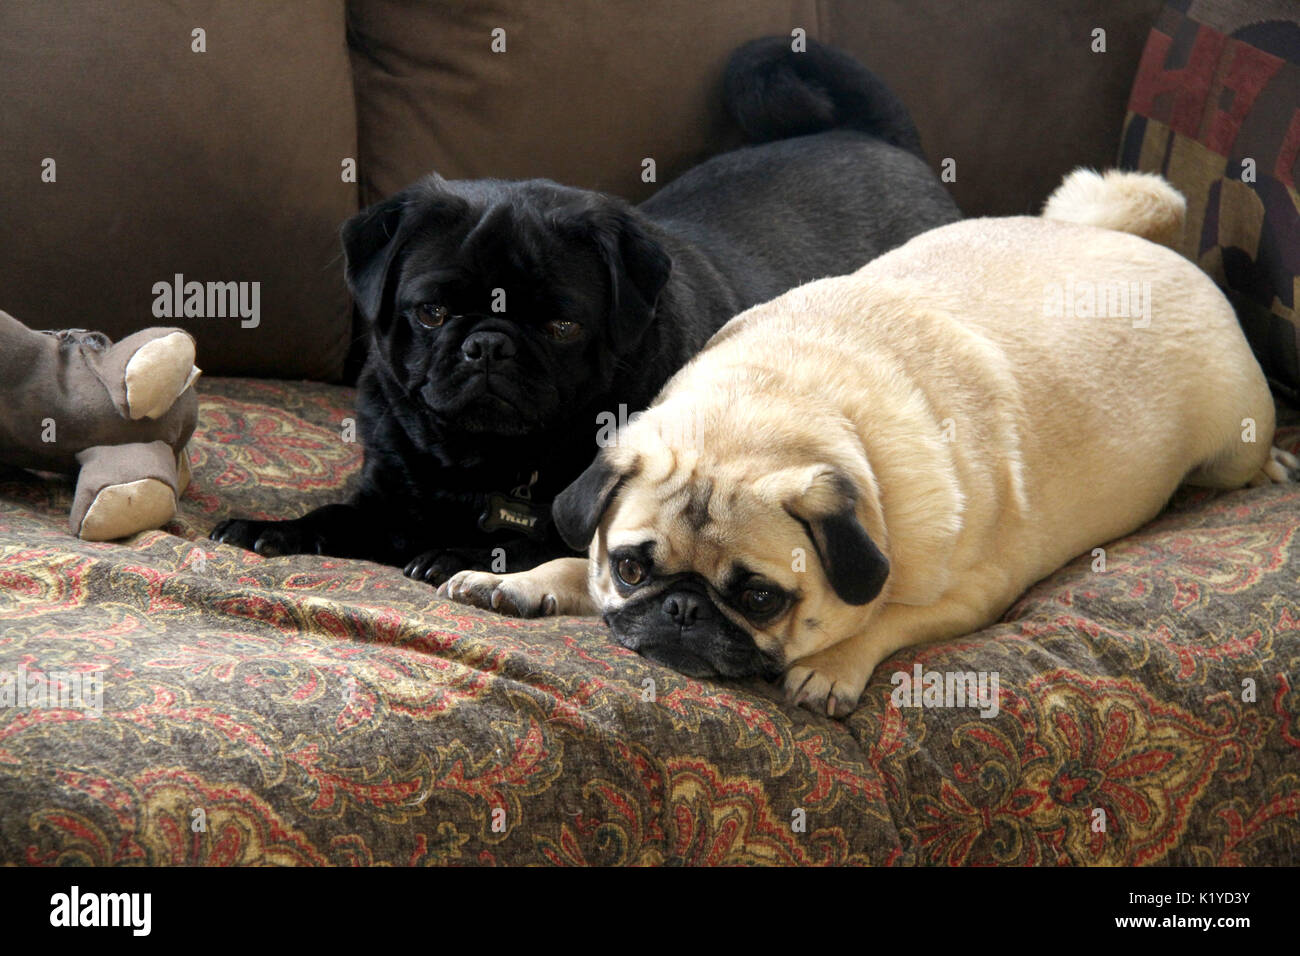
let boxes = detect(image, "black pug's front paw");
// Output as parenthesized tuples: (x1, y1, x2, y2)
(404, 548, 483, 586)
(210, 517, 325, 557)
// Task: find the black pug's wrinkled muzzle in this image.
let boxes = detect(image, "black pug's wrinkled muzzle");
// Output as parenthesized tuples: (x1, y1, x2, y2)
(605, 577, 782, 680)
(460, 328, 516, 366)
(449, 316, 521, 392)
(420, 315, 557, 435)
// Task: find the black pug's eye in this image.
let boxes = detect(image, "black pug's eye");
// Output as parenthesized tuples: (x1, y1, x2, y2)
(740, 587, 785, 619)
(615, 557, 647, 587)
(543, 319, 582, 341)
(414, 304, 450, 329)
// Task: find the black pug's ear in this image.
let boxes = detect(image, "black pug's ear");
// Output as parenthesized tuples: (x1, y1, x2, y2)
(553, 452, 636, 550)
(559, 200, 672, 350)
(783, 467, 889, 606)
(341, 177, 467, 326)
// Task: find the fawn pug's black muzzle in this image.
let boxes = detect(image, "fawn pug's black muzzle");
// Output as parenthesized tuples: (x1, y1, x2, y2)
(604, 575, 783, 680)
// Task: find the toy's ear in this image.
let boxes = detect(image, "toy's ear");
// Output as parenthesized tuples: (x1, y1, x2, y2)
(120, 330, 200, 420)
(342, 177, 468, 326)
(554, 199, 672, 351)
(83, 327, 198, 421)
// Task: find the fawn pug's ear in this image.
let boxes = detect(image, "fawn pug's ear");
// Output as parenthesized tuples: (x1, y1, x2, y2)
(553, 451, 639, 550)
(773, 464, 889, 606)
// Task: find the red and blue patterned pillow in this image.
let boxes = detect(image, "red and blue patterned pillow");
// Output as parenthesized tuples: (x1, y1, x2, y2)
(1120, 0, 1300, 400)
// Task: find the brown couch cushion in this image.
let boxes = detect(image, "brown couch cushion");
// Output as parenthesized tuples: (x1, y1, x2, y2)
(0, 1, 358, 380)
(347, 0, 826, 206)
(828, 0, 1165, 216)
(348, 0, 1166, 216)
(1119, 0, 1300, 399)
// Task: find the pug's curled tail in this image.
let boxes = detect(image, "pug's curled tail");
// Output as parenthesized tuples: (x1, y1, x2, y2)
(1041, 168, 1187, 249)
(724, 36, 924, 158)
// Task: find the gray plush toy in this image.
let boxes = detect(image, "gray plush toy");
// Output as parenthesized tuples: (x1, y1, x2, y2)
(0, 309, 200, 540)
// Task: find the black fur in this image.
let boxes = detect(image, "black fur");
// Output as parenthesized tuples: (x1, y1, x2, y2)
(210, 37, 960, 582)
(724, 36, 924, 156)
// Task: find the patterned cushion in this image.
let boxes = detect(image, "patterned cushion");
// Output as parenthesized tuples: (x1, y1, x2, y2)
(1120, 0, 1300, 399)
(0, 379, 1297, 864)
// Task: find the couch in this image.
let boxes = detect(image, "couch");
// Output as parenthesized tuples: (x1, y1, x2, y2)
(1, 0, 1297, 865)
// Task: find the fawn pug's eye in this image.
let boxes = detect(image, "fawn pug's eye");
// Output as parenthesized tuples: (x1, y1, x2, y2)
(544, 319, 582, 341)
(615, 557, 647, 587)
(414, 304, 450, 329)
(740, 586, 785, 618)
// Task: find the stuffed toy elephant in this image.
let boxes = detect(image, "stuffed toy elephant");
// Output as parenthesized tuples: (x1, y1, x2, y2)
(0, 309, 200, 540)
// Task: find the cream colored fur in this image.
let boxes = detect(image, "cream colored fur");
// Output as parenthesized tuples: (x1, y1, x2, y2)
(1040, 167, 1187, 247)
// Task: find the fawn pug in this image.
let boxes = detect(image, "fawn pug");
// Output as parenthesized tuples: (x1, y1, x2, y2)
(443, 169, 1294, 717)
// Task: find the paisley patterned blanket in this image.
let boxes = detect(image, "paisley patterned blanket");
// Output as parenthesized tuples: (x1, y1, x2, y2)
(0, 378, 1297, 865)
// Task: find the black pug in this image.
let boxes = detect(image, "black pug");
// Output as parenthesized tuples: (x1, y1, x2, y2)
(211, 36, 960, 583)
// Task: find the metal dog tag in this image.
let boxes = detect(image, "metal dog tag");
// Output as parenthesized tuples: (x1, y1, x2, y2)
(478, 493, 548, 539)
(478, 472, 548, 539)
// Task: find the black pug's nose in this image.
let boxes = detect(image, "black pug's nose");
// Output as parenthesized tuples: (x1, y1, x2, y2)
(460, 330, 516, 365)
(662, 592, 710, 629)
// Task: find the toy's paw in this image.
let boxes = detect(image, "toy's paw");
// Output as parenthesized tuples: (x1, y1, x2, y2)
(209, 517, 325, 557)
(78, 478, 177, 541)
(438, 569, 559, 618)
(783, 661, 867, 720)
(403, 549, 479, 586)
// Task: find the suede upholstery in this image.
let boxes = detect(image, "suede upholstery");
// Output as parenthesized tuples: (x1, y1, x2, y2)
(2, 0, 1166, 379)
